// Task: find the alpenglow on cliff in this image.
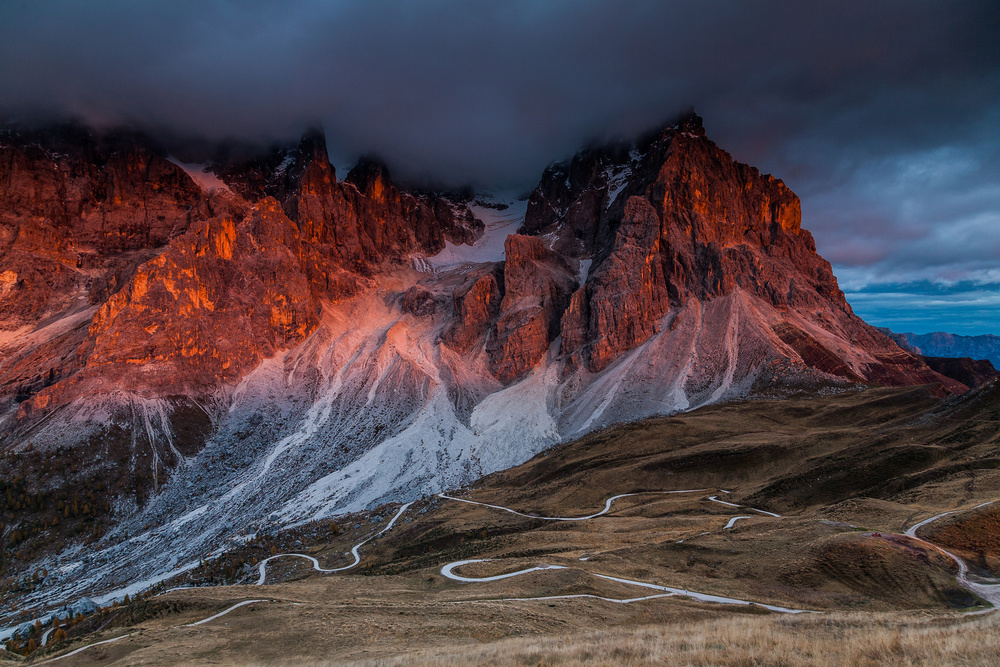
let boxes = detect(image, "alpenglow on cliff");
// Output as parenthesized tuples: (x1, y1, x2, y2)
(0, 114, 962, 600)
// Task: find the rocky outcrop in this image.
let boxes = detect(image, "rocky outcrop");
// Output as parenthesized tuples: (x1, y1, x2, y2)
(0, 125, 229, 428)
(585, 197, 672, 371)
(0, 125, 488, 429)
(559, 287, 590, 364)
(485, 235, 576, 383)
(527, 114, 837, 373)
(0, 126, 206, 252)
(84, 200, 318, 387)
(441, 267, 504, 354)
(486, 304, 551, 384)
(0, 125, 208, 330)
(438, 234, 578, 383)
(14, 197, 321, 419)
(921, 356, 999, 388)
(497, 235, 576, 331)
(218, 139, 482, 280)
(400, 285, 438, 317)
(524, 113, 958, 390)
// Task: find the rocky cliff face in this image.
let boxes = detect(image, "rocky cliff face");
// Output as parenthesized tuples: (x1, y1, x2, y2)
(0, 123, 482, 516)
(0, 126, 206, 330)
(1, 125, 482, 404)
(522, 114, 954, 389)
(485, 234, 576, 383)
(216, 134, 481, 281)
(0, 115, 966, 608)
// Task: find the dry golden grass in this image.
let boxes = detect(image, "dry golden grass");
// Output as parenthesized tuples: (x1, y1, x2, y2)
(27, 385, 1000, 665)
(349, 612, 1000, 667)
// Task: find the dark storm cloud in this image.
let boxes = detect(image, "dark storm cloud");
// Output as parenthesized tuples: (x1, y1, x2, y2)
(2, 1, 999, 332)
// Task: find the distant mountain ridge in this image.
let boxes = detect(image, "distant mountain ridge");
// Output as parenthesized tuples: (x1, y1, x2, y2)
(880, 329, 1000, 370)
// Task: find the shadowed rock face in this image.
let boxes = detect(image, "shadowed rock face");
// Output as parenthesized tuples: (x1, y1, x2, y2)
(441, 267, 504, 355)
(920, 356, 998, 389)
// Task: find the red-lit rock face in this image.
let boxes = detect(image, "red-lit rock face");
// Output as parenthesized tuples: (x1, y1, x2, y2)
(81, 200, 318, 390)
(0, 115, 962, 464)
(0, 126, 482, 423)
(522, 114, 957, 390)
(484, 235, 576, 383)
(218, 135, 482, 278)
(0, 129, 206, 330)
(0, 115, 972, 583)
(441, 269, 503, 355)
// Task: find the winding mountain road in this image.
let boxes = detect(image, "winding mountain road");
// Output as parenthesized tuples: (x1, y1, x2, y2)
(437, 489, 1000, 614)
(438, 489, 777, 528)
(437, 490, 706, 521)
(33, 599, 276, 663)
(902, 502, 1000, 608)
(183, 599, 269, 626)
(708, 495, 781, 517)
(905, 501, 994, 539)
(31, 502, 419, 662)
(441, 559, 568, 583)
(256, 502, 413, 585)
(30, 491, 1000, 664)
(440, 558, 812, 613)
(436, 489, 806, 612)
(35, 633, 133, 665)
(32, 502, 414, 663)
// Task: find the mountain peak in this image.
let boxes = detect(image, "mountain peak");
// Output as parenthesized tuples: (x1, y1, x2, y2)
(0, 118, 964, 608)
(520, 116, 953, 388)
(674, 109, 705, 136)
(346, 155, 392, 197)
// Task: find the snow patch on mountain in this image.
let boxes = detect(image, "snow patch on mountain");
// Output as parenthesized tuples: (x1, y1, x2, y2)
(423, 196, 527, 269)
(603, 148, 641, 210)
(166, 157, 231, 192)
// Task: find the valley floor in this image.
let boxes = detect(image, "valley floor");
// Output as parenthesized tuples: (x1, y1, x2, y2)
(9, 383, 1000, 665)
